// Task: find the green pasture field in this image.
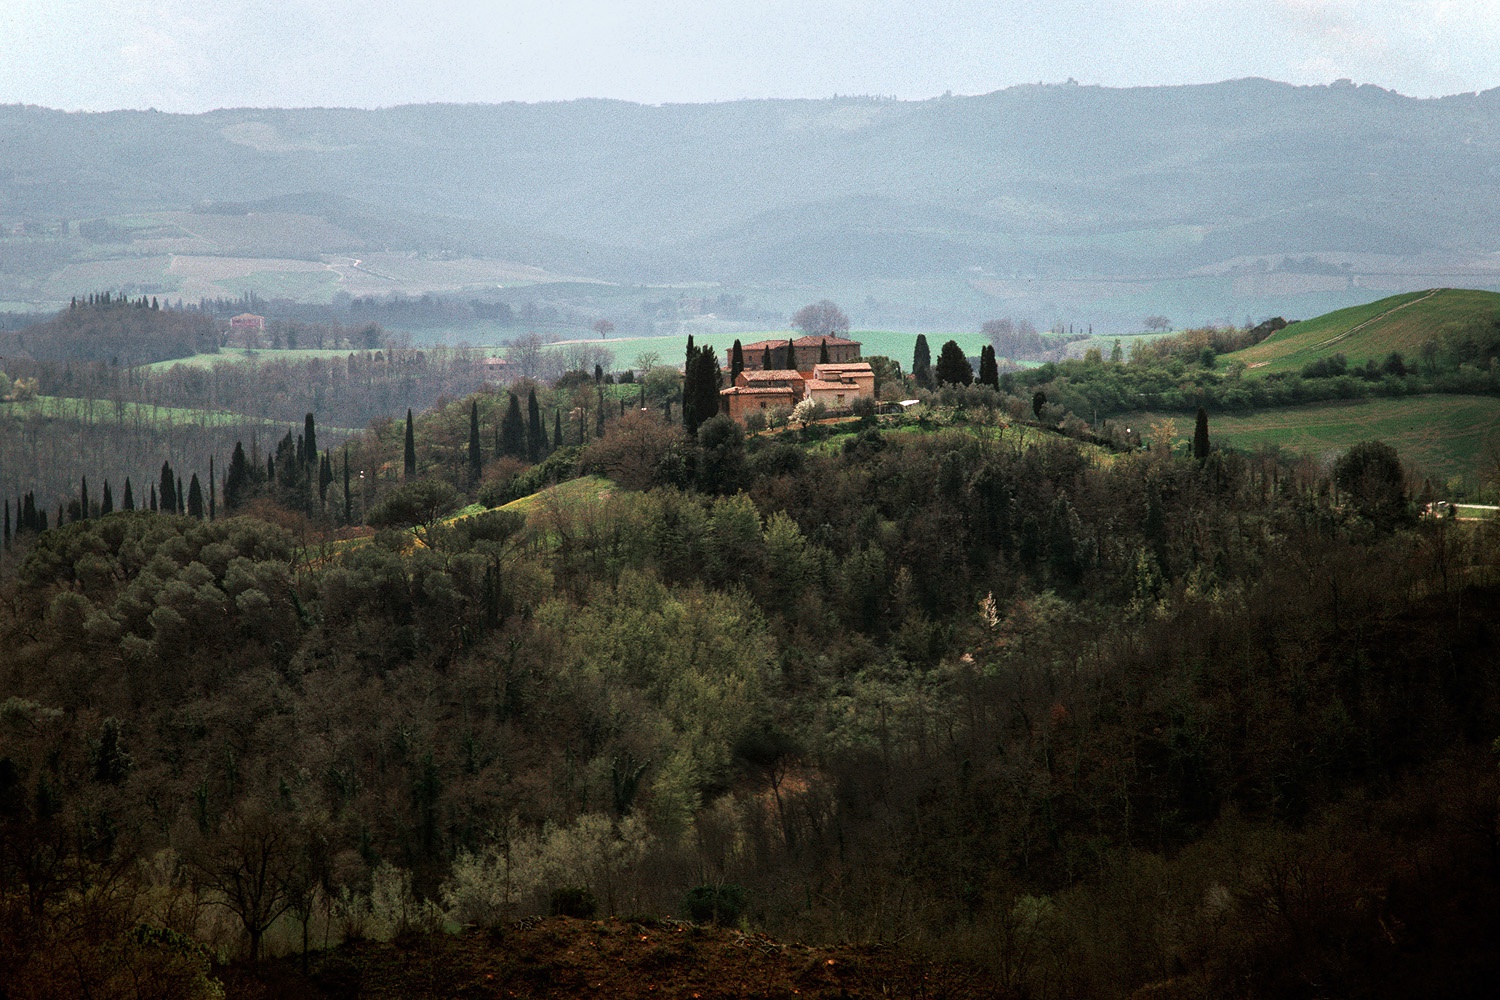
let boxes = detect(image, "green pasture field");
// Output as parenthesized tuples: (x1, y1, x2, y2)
(139, 348, 359, 372)
(0, 394, 360, 436)
(1121, 394, 1500, 485)
(1230, 288, 1500, 375)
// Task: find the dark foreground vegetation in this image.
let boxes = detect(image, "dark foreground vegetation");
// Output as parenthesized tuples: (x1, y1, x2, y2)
(3, 379, 1498, 998)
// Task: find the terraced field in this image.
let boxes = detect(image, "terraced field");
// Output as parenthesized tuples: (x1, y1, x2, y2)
(1231, 288, 1500, 375)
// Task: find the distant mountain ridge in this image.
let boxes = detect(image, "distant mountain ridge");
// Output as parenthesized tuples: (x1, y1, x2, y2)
(4, 78, 1500, 297)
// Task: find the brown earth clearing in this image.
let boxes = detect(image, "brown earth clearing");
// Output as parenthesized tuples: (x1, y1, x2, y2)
(218, 917, 993, 999)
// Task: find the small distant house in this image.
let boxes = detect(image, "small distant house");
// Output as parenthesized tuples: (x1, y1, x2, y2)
(482, 356, 511, 380)
(227, 313, 265, 347)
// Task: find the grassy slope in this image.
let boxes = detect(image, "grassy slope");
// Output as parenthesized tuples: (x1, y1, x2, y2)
(1231, 288, 1500, 374)
(1122, 394, 1500, 485)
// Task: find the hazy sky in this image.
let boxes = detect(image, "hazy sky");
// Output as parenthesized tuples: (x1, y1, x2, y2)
(4, 0, 1498, 111)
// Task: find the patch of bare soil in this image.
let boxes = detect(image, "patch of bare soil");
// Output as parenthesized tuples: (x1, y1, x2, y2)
(217, 916, 996, 999)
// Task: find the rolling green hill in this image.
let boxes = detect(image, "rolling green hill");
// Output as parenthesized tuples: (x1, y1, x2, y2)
(1124, 394, 1500, 488)
(1232, 288, 1500, 374)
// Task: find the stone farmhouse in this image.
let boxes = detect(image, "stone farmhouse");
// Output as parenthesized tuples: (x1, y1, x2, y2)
(720, 335, 874, 421)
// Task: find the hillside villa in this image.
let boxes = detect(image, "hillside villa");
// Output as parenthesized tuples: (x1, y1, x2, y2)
(719, 335, 874, 420)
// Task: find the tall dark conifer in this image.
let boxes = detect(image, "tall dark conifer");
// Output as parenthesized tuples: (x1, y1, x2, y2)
(500, 393, 526, 459)
(159, 462, 175, 514)
(101, 481, 113, 516)
(149, 484, 158, 512)
(343, 447, 353, 525)
(225, 442, 250, 510)
(554, 409, 562, 448)
(527, 390, 545, 461)
(978, 345, 1000, 389)
(304, 413, 317, 468)
(79, 477, 89, 520)
(761, 344, 772, 370)
(913, 335, 933, 389)
(176, 476, 184, 514)
(468, 400, 483, 482)
(785, 337, 796, 370)
(403, 409, 417, 479)
(207, 457, 215, 520)
(819, 338, 830, 364)
(187, 474, 204, 518)
(730, 340, 744, 383)
(1193, 406, 1211, 461)
(123, 478, 134, 511)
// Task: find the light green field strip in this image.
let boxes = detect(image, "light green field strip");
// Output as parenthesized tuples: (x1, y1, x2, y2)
(0, 395, 360, 436)
(1122, 394, 1500, 484)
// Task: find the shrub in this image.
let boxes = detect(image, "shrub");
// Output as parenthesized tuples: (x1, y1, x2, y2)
(682, 883, 747, 925)
(549, 886, 597, 918)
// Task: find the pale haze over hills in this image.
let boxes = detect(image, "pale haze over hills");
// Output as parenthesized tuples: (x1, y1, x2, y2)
(4, 79, 1500, 331)
(4, 2, 1500, 331)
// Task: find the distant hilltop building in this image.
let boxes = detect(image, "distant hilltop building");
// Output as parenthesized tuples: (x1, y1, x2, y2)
(226, 313, 265, 348)
(481, 356, 511, 380)
(720, 333, 873, 420)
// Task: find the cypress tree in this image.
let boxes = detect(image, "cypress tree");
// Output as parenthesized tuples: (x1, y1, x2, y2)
(343, 447, 352, 525)
(79, 477, 89, 520)
(934, 340, 973, 386)
(761, 344, 772, 370)
(594, 363, 603, 384)
(150, 484, 158, 512)
(785, 337, 796, 370)
(595, 386, 605, 438)
(554, 409, 561, 449)
(207, 456, 215, 520)
(225, 442, 250, 510)
(500, 393, 526, 458)
(468, 400, 483, 482)
(101, 480, 113, 516)
(913, 334, 932, 389)
(682, 335, 697, 430)
(527, 390, 545, 461)
(403, 408, 417, 479)
(1032, 390, 1047, 421)
(187, 474, 204, 518)
(978, 345, 999, 389)
(819, 338, 830, 364)
(159, 462, 175, 514)
(1193, 406, 1211, 461)
(304, 413, 317, 467)
(319, 453, 333, 507)
(177, 475, 184, 514)
(123, 478, 134, 511)
(730, 340, 744, 383)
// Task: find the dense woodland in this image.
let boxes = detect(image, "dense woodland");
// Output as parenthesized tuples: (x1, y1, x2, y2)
(2, 364, 1498, 997)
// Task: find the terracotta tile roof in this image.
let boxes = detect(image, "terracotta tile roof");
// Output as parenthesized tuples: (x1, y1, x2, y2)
(741, 339, 795, 351)
(722, 386, 796, 396)
(814, 362, 872, 371)
(791, 335, 859, 347)
(804, 379, 854, 391)
(742, 369, 805, 381)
